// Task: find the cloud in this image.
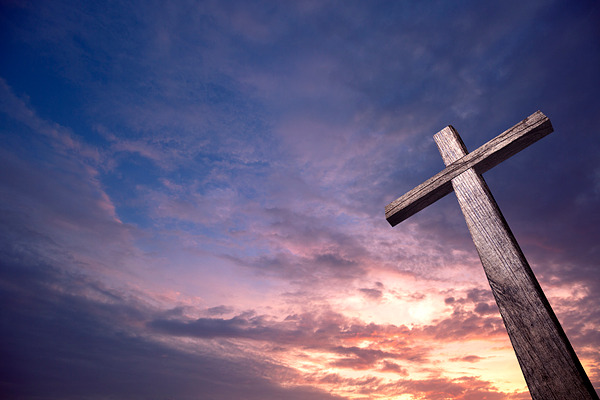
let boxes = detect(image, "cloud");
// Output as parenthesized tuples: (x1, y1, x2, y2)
(205, 305, 235, 316)
(329, 346, 414, 370)
(359, 287, 383, 301)
(0, 78, 100, 161)
(295, 372, 527, 400)
(450, 355, 484, 363)
(379, 360, 409, 375)
(0, 254, 345, 400)
(149, 307, 433, 365)
(0, 80, 146, 283)
(150, 314, 297, 341)
(390, 376, 520, 400)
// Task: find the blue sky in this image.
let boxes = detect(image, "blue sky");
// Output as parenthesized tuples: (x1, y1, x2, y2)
(1, 1, 599, 399)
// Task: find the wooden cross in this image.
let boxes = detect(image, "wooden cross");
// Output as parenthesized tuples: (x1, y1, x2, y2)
(385, 111, 598, 400)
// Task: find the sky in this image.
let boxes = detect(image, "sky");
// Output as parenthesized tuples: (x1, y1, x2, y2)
(1, 1, 599, 399)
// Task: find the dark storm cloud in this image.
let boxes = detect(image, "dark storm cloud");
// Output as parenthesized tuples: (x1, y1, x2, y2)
(0, 250, 343, 400)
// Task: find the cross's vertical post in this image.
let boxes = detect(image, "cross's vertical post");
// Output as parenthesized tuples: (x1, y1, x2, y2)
(385, 112, 598, 400)
(432, 126, 597, 400)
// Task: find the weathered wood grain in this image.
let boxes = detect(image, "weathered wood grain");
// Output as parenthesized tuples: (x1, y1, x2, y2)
(385, 111, 553, 226)
(434, 126, 598, 400)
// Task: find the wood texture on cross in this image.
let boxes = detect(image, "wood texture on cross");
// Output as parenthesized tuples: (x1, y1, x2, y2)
(385, 111, 553, 227)
(434, 126, 598, 400)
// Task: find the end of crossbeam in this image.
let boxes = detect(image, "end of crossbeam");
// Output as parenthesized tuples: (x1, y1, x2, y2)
(472, 111, 553, 175)
(385, 180, 454, 227)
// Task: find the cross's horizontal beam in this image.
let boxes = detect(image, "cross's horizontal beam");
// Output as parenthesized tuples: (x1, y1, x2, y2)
(385, 111, 553, 227)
